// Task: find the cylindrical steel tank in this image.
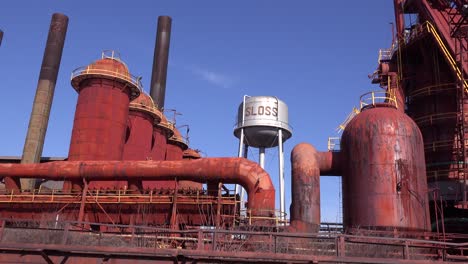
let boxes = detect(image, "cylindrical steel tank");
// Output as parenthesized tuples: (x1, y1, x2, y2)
(159, 127, 189, 189)
(64, 51, 141, 191)
(166, 127, 188, 160)
(341, 96, 430, 232)
(142, 114, 173, 190)
(234, 96, 292, 148)
(122, 92, 161, 191)
(179, 148, 203, 190)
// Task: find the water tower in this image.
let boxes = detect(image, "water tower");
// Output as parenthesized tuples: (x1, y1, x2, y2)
(234, 95, 292, 220)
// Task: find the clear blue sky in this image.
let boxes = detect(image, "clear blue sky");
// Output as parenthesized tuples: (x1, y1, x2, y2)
(0, 1, 395, 222)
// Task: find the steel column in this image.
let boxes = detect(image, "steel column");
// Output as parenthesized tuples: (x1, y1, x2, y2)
(259, 147, 265, 169)
(278, 128, 285, 222)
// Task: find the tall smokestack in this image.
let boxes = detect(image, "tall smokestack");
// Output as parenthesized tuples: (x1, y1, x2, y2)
(150, 16, 172, 110)
(19, 13, 68, 190)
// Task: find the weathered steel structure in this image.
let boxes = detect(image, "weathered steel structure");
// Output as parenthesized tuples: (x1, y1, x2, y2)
(0, 1, 467, 262)
(370, 0, 468, 234)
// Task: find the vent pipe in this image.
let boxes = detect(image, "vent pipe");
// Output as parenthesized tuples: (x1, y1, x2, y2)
(0, 30, 3, 47)
(290, 143, 341, 233)
(16, 13, 68, 190)
(150, 16, 172, 110)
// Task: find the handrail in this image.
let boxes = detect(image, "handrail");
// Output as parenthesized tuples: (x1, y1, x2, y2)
(239, 209, 288, 226)
(129, 101, 162, 121)
(382, 21, 466, 91)
(423, 21, 467, 92)
(327, 137, 340, 151)
(425, 139, 455, 151)
(359, 91, 398, 110)
(71, 66, 143, 92)
(0, 190, 238, 204)
(413, 112, 459, 125)
(409, 82, 457, 97)
(336, 107, 360, 133)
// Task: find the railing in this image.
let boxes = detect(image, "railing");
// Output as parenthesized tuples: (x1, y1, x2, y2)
(0, 218, 467, 263)
(412, 112, 458, 126)
(392, 21, 467, 91)
(0, 188, 237, 205)
(71, 66, 143, 92)
(129, 101, 162, 119)
(377, 21, 466, 91)
(423, 21, 468, 92)
(378, 48, 392, 62)
(238, 209, 288, 226)
(425, 139, 457, 151)
(336, 107, 360, 133)
(359, 91, 398, 110)
(327, 137, 340, 151)
(408, 82, 458, 97)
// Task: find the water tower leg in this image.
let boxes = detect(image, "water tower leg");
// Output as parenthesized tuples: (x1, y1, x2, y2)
(259, 147, 266, 169)
(235, 128, 245, 195)
(236, 129, 246, 215)
(278, 129, 285, 223)
(240, 145, 248, 213)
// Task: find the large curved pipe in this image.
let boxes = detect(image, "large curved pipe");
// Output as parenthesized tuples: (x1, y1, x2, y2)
(0, 158, 275, 217)
(290, 143, 341, 232)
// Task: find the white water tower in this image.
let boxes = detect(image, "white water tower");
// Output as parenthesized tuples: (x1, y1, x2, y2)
(234, 95, 292, 221)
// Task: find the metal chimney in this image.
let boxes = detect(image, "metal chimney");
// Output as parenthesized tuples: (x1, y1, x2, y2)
(19, 13, 68, 190)
(150, 16, 172, 110)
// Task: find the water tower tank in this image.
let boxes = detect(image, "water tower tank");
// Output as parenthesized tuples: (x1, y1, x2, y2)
(234, 96, 292, 148)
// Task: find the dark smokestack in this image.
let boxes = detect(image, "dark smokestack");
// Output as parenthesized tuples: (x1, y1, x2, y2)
(19, 13, 68, 190)
(150, 16, 172, 110)
(0, 30, 3, 47)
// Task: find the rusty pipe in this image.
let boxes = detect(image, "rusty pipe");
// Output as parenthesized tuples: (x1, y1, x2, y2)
(0, 158, 275, 217)
(0, 30, 3, 47)
(150, 16, 172, 110)
(393, 0, 405, 39)
(290, 143, 342, 232)
(16, 13, 68, 191)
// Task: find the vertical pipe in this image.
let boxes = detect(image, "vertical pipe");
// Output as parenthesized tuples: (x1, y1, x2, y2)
(259, 147, 265, 169)
(290, 143, 320, 232)
(150, 16, 172, 110)
(0, 30, 3, 47)
(235, 128, 245, 196)
(393, 0, 405, 38)
(240, 145, 248, 213)
(278, 129, 285, 222)
(18, 13, 68, 190)
(235, 95, 249, 198)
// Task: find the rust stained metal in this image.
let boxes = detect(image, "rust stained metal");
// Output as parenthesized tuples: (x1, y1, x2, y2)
(341, 105, 430, 232)
(0, 240, 461, 264)
(290, 143, 341, 233)
(290, 143, 321, 233)
(150, 16, 172, 110)
(16, 13, 68, 191)
(64, 57, 139, 191)
(0, 158, 275, 217)
(123, 93, 159, 191)
(144, 114, 172, 190)
(179, 148, 203, 190)
(122, 112, 153, 191)
(0, 30, 3, 46)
